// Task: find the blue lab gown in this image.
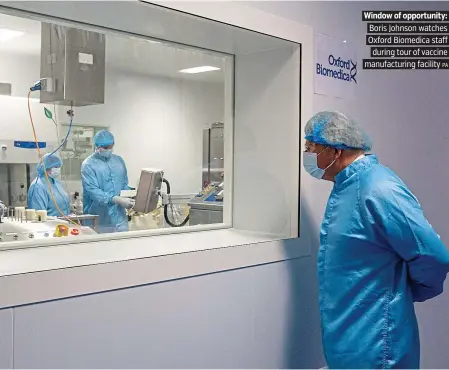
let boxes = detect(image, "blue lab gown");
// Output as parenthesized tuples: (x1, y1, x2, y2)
(319, 154, 449, 369)
(28, 176, 70, 217)
(81, 152, 132, 233)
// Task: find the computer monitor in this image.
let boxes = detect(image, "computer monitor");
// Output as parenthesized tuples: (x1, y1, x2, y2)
(133, 168, 163, 214)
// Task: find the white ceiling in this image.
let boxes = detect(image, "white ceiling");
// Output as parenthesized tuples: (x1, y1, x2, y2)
(0, 12, 227, 84)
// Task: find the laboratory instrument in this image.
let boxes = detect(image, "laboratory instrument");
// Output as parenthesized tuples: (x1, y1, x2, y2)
(0, 139, 57, 208)
(0, 209, 96, 244)
(133, 122, 226, 228)
(40, 23, 106, 107)
(133, 168, 163, 214)
(71, 191, 83, 215)
(188, 182, 223, 226)
(132, 169, 190, 227)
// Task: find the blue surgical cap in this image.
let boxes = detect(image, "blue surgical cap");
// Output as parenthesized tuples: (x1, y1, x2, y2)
(37, 153, 62, 176)
(305, 111, 372, 151)
(94, 130, 114, 147)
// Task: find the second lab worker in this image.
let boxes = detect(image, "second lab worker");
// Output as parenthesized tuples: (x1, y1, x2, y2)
(28, 153, 70, 216)
(81, 130, 135, 234)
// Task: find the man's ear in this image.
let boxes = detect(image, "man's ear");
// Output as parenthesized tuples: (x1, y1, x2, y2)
(334, 148, 343, 159)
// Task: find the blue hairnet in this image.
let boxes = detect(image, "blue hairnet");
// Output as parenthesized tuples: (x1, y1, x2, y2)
(305, 111, 372, 151)
(94, 130, 115, 147)
(37, 153, 62, 176)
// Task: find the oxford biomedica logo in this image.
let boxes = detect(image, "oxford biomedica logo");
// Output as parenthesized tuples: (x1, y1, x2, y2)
(316, 54, 358, 84)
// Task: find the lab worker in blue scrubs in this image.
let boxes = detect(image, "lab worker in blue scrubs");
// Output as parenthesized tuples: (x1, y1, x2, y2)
(28, 153, 70, 216)
(81, 130, 134, 234)
(303, 111, 449, 369)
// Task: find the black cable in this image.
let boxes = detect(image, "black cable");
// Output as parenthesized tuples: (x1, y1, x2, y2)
(162, 178, 189, 227)
(164, 204, 190, 227)
(162, 179, 171, 194)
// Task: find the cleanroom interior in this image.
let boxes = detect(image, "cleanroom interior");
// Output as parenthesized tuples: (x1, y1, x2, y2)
(0, 11, 232, 237)
(0, 0, 301, 248)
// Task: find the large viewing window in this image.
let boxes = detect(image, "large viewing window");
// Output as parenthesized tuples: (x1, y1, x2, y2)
(0, 1, 301, 253)
(0, 11, 233, 245)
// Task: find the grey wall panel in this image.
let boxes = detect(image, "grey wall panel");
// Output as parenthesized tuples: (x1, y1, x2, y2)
(0, 309, 13, 369)
(13, 254, 324, 369)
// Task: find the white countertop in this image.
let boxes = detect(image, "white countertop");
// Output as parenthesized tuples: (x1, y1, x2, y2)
(0, 228, 281, 277)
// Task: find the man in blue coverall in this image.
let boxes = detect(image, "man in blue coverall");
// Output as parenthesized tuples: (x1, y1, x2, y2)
(303, 110, 449, 369)
(81, 130, 134, 233)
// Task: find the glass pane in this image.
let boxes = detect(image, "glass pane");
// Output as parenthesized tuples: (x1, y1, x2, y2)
(0, 11, 233, 243)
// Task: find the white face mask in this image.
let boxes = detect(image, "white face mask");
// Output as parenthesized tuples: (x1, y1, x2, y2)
(303, 148, 336, 179)
(97, 148, 113, 159)
(48, 167, 61, 179)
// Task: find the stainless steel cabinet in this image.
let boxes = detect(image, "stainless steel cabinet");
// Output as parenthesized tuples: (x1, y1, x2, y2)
(202, 122, 224, 187)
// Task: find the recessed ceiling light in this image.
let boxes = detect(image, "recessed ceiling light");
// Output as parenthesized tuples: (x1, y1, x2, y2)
(0, 29, 24, 42)
(179, 66, 220, 74)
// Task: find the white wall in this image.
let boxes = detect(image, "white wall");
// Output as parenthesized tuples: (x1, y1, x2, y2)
(244, 1, 449, 368)
(233, 45, 300, 237)
(0, 54, 58, 144)
(0, 53, 224, 195)
(71, 68, 224, 193)
(0, 54, 39, 98)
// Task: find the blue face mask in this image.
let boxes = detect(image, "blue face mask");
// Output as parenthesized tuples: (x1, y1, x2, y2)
(303, 148, 336, 179)
(97, 149, 112, 160)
